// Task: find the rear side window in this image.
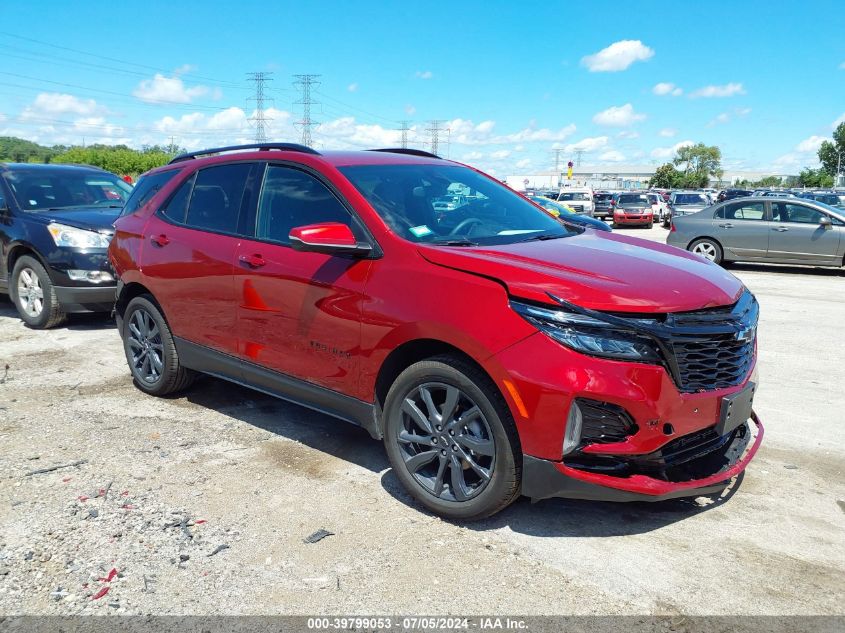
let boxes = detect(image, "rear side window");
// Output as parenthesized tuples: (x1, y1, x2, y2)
(160, 173, 195, 223)
(719, 201, 765, 220)
(184, 163, 252, 234)
(120, 170, 178, 217)
(256, 165, 352, 244)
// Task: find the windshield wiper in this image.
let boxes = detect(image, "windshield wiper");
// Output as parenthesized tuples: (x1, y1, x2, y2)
(516, 232, 566, 243)
(431, 238, 479, 246)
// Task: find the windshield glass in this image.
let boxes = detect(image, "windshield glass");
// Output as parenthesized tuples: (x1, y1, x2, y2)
(558, 192, 589, 201)
(340, 164, 577, 245)
(813, 194, 841, 206)
(673, 193, 708, 205)
(4, 168, 132, 211)
(618, 194, 649, 205)
(594, 193, 612, 201)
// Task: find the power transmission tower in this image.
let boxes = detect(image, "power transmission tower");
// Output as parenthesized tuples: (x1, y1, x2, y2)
(426, 120, 446, 155)
(293, 74, 321, 147)
(553, 149, 564, 186)
(397, 120, 410, 149)
(246, 72, 274, 143)
(575, 149, 585, 167)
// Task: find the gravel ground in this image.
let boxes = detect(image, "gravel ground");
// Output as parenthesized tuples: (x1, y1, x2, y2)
(0, 225, 843, 616)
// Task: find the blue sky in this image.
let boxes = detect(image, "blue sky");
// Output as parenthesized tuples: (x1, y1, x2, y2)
(1, 0, 843, 176)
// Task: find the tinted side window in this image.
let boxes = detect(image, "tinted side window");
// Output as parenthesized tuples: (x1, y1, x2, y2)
(184, 163, 252, 234)
(160, 173, 195, 223)
(120, 170, 178, 217)
(724, 201, 765, 221)
(256, 166, 351, 244)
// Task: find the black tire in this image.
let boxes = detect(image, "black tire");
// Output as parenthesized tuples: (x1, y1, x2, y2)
(688, 238, 723, 265)
(383, 355, 521, 521)
(121, 295, 195, 396)
(10, 255, 66, 329)
(646, 220, 654, 229)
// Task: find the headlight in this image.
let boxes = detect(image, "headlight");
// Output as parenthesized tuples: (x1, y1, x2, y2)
(47, 223, 111, 248)
(511, 300, 662, 362)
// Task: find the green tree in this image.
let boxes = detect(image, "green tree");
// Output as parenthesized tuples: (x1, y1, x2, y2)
(672, 143, 723, 187)
(817, 122, 845, 177)
(649, 163, 681, 188)
(797, 167, 834, 188)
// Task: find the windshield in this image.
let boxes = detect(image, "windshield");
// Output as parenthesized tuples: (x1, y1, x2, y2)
(4, 168, 132, 211)
(594, 193, 612, 201)
(813, 194, 842, 206)
(340, 164, 578, 245)
(618, 194, 649, 205)
(558, 192, 590, 201)
(673, 193, 708, 205)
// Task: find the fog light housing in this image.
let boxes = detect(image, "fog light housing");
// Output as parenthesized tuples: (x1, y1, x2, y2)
(563, 401, 583, 455)
(67, 269, 114, 283)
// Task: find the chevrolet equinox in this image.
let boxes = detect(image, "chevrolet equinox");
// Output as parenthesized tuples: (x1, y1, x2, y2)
(109, 143, 763, 520)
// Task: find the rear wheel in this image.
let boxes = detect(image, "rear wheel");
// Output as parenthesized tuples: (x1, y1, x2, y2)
(646, 220, 654, 229)
(122, 295, 195, 396)
(11, 256, 66, 329)
(689, 238, 723, 264)
(383, 356, 521, 521)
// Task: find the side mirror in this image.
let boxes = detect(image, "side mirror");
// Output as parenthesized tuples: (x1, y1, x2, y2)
(820, 216, 833, 230)
(289, 222, 372, 257)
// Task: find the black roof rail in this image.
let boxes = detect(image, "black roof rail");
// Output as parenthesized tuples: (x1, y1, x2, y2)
(367, 148, 441, 159)
(168, 142, 320, 165)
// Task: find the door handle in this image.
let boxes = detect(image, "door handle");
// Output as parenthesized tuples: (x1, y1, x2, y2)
(773, 227, 789, 232)
(718, 223, 734, 228)
(150, 234, 170, 247)
(238, 254, 266, 268)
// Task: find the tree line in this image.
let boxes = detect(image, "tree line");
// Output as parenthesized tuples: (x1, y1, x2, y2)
(0, 136, 177, 176)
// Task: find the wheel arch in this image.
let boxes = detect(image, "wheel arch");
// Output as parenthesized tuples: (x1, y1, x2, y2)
(7, 243, 50, 280)
(115, 281, 161, 320)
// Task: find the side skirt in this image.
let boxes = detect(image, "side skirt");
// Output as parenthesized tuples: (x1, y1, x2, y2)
(174, 337, 381, 439)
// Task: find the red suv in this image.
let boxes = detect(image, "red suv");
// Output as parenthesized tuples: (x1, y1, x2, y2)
(109, 143, 763, 520)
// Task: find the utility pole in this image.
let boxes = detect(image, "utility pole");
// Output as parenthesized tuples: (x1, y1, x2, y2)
(553, 149, 564, 187)
(293, 74, 321, 147)
(575, 149, 585, 167)
(246, 72, 274, 143)
(168, 136, 177, 154)
(397, 120, 410, 149)
(426, 120, 446, 156)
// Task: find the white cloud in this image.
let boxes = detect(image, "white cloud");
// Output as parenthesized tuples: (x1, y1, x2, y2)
(736, 107, 752, 116)
(462, 151, 483, 161)
(415, 70, 433, 79)
(347, 83, 358, 92)
(444, 118, 575, 146)
(490, 149, 511, 160)
(405, 104, 416, 116)
(562, 136, 609, 153)
(133, 74, 210, 104)
(22, 93, 105, 118)
(658, 128, 676, 137)
(653, 82, 682, 96)
(650, 140, 694, 159)
(592, 103, 646, 127)
(707, 107, 752, 127)
(795, 135, 829, 153)
(690, 82, 745, 98)
(581, 40, 654, 72)
(599, 150, 625, 162)
(617, 130, 639, 139)
(515, 158, 531, 169)
(833, 112, 845, 128)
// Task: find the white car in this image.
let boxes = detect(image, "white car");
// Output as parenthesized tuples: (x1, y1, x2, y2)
(647, 192, 669, 221)
(555, 187, 594, 216)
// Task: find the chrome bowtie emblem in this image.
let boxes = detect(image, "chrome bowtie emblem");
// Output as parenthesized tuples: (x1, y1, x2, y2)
(736, 326, 756, 343)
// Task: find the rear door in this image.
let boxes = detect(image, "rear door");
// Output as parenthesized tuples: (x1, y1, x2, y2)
(234, 163, 372, 398)
(140, 161, 256, 355)
(768, 201, 842, 263)
(711, 200, 771, 260)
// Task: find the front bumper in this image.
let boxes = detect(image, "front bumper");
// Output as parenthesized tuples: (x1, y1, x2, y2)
(54, 285, 116, 313)
(521, 413, 763, 502)
(613, 213, 653, 225)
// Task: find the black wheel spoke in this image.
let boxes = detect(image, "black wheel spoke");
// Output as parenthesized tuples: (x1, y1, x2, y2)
(402, 398, 433, 434)
(419, 386, 439, 423)
(440, 385, 460, 423)
(398, 430, 434, 446)
(432, 456, 448, 496)
(456, 434, 495, 456)
(404, 449, 438, 474)
(449, 455, 469, 501)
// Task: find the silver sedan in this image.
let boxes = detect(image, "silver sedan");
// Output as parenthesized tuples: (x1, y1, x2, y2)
(666, 196, 845, 267)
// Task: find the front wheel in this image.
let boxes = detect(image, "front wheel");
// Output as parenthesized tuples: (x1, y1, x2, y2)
(383, 356, 521, 521)
(11, 255, 66, 329)
(689, 238, 723, 264)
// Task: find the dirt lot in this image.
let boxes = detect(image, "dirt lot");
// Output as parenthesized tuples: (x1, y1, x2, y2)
(1, 225, 843, 616)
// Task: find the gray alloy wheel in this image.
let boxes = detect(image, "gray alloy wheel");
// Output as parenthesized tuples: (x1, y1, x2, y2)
(395, 382, 496, 502)
(689, 238, 723, 264)
(10, 255, 67, 329)
(126, 307, 165, 385)
(16, 266, 44, 319)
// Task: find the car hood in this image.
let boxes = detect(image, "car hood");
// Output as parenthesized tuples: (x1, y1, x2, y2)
(417, 231, 743, 313)
(673, 204, 708, 213)
(27, 207, 121, 233)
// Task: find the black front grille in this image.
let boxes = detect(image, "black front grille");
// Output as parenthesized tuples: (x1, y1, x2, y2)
(576, 399, 638, 445)
(671, 333, 754, 392)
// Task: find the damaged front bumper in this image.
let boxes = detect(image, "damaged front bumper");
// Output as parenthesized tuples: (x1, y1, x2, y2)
(522, 412, 764, 503)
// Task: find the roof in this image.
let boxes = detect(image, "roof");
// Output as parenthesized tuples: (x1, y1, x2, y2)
(0, 162, 108, 173)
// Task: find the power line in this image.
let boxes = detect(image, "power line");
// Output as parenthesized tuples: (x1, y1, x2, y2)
(397, 120, 410, 149)
(246, 72, 273, 143)
(426, 120, 446, 156)
(293, 74, 320, 147)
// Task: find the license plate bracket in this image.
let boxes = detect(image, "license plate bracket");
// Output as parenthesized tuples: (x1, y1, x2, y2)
(716, 382, 756, 436)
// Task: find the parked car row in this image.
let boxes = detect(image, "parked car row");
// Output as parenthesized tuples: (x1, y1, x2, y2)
(1, 146, 766, 521)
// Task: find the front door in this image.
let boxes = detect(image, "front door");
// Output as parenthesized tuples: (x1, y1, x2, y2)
(235, 164, 372, 399)
(768, 202, 842, 264)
